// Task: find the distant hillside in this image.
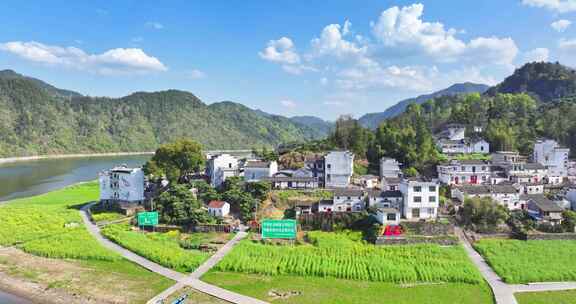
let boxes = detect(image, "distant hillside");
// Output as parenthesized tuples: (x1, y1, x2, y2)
(0, 69, 82, 98)
(485, 62, 576, 102)
(0, 71, 324, 157)
(290, 116, 333, 135)
(358, 82, 489, 129)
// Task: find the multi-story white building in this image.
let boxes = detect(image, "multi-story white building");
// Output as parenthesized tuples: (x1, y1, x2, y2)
(206, 154, 239, 188)
(437, 159, 492, 185)
(380, 157, 402, 179)
(318, 189, 365, 213)
(99, 166, 145, 205)
(399, 177, 439, 220)
(324, 151, 354, 188)
(533, 139, 570, 177)
(244, 160, 278, 182)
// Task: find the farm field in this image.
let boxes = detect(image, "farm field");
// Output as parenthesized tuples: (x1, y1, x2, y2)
(202, 271, 495, 304)
(214, 231, 483, 284)
(101, 223, 231, 273)
(515, 290, 576, 304)
(474, 239, 576, 284)
(0, 183, 174, 302)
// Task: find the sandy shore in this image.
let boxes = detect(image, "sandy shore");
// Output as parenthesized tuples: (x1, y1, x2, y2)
(0, 152, 155, 165)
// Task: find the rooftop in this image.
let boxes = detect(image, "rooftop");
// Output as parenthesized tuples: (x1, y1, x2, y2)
(526, 195, 563, 212)
(208, 200, 228, 208)
(245, 160, 273, 168)
(332, 188, 364, 197)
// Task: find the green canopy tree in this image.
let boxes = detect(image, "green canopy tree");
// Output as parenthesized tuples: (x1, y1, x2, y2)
(144, 138, 205, 182)
(458, 197, 509, 233)
(155, 184, 214, 225)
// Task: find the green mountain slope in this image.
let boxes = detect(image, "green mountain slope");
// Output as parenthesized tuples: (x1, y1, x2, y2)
(359, 82, 489, 129)
(485, 62, 576, 102)
(0, 72, 323, 157)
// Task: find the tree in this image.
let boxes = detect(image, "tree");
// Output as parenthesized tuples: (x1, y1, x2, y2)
(155, 184, 214, 225)
(458, 197, 509, 233)
(144, 139, 205, 183)
(562, 210, 576, 233)
(245, 181, 271, 201)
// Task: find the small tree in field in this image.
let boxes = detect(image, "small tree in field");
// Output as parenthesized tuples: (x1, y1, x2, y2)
(458, 196, 509, 233)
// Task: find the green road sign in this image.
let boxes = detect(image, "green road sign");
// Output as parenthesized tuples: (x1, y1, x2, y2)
(261, 219, 297, 239)
(138, 211, 159, 226)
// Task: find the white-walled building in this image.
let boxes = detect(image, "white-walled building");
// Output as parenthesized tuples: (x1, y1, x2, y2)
(99, 166, 145, 205)
(244, 160, 278, 182)
(324, 151, 354, 188)
(533, 139, 570, 177)
(375, 208, 401, 225)
(437, 160, 492, 185)
(380, 158, 402, 179)
(382, 177, 402, 191)
(207, 200, 230, 217)
(451, 184, 520, 210)
(318, 189, 365, 212)
(367, 190, 403, 208)
(400, 177, 439, 220)
(207, 154, 239, 188)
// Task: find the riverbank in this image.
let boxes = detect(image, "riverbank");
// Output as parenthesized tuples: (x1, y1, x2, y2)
(0, 152, 155, 165)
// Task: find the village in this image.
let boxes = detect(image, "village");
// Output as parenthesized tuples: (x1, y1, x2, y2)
(97, 124, 576, 239)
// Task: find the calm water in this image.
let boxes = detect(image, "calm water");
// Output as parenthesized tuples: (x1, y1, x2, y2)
(0, 155, 151, 303)
(0, 155, 151, 202)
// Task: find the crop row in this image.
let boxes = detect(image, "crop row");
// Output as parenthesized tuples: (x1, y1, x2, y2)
(215, 231, 483, 284)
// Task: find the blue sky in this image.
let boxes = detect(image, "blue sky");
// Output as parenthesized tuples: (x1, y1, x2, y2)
(1, 0, 576, 120)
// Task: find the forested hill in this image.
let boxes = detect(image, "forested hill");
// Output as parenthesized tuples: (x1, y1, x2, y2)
(358, 82, 489, 129)
(0, 71, 326, 157)
(485, 62, 576, 102)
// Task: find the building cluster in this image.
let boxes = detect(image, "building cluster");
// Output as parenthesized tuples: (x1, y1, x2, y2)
(435, 124, 490, 155)
(440, 139, 573, 226)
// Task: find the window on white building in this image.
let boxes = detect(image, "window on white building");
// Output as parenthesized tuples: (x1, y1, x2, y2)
(414, 186, 422, 192)
(429, 196, 436, 202)
(414, 196, 422, 203)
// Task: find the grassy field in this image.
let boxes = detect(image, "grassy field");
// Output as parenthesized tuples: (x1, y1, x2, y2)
(202, 271, 495, 304)
(214, 231, 483, 284)
(474, 239, 576, 283)
(101, 223, 220, 273)
(0, 182, 174, 302)
(91, 211, 127, 223)
(515, 290, 576, 304)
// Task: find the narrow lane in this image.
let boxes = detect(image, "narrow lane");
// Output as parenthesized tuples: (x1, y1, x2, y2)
(80, 203, 267, 304)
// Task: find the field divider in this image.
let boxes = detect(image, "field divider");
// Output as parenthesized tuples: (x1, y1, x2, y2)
(79, 202, 268, 304)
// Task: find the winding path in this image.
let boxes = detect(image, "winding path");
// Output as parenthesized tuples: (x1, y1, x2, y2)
(456, 227, 576, 304)
(80, 203, 268, 304)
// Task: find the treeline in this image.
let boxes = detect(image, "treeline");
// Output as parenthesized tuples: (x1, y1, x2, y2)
(293, 92, 576, 174)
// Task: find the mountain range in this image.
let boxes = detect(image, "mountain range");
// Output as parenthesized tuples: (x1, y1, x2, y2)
(0, 70, 326, 157)
(358, 82, 490, 129)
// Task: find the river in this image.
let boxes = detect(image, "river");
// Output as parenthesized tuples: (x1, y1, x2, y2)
(0, 155, 151, 203)
(0, 154, 152, 303)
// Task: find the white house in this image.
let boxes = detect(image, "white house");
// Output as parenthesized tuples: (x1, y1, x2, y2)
(533, 139, 570, 177)
(318, 188, 365, 212)
(375, 208, 401, 225)
(380, 158, 402, 179)
(99, 166, 145, 205)
(367, 190, 403, 208)
(451, 184, 520, 210)
(526, 195, 564, 225)
(437, 159, 492, 185)
(355, 175, 379, 189)
(382, 177, 402, 191)
(324, 151, 354, 188)
(400, 177, 439, 220)
(207, 200, 230, 217)
(244, 160, 278, 182)
(207, 154, 239, 188)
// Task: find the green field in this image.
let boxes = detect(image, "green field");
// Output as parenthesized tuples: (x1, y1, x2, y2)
(101, 224, 212, 273)
(0, 183, 174, 301)
(202, 272, 495, 304)
(214, 231, 483, 284)
(516, 290, 576, 304)
(474, 239, 576, 283)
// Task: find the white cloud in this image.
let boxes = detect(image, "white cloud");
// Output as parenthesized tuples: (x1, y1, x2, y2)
(551, 19, 572, 32)
(466, 37, 519, 66)
(259, 37, 300, 64)
(320, 77, 329, 85)
(146, 21, 164, 30)
(523, 48, 550, 62)
(185, 69, 206, 79)
(335, 63, 434, 92)
(522, 0, 576, 13)
(310, 23, 367, 60)
(0, 41, 167, 74)
(280, 99, 297, 108)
